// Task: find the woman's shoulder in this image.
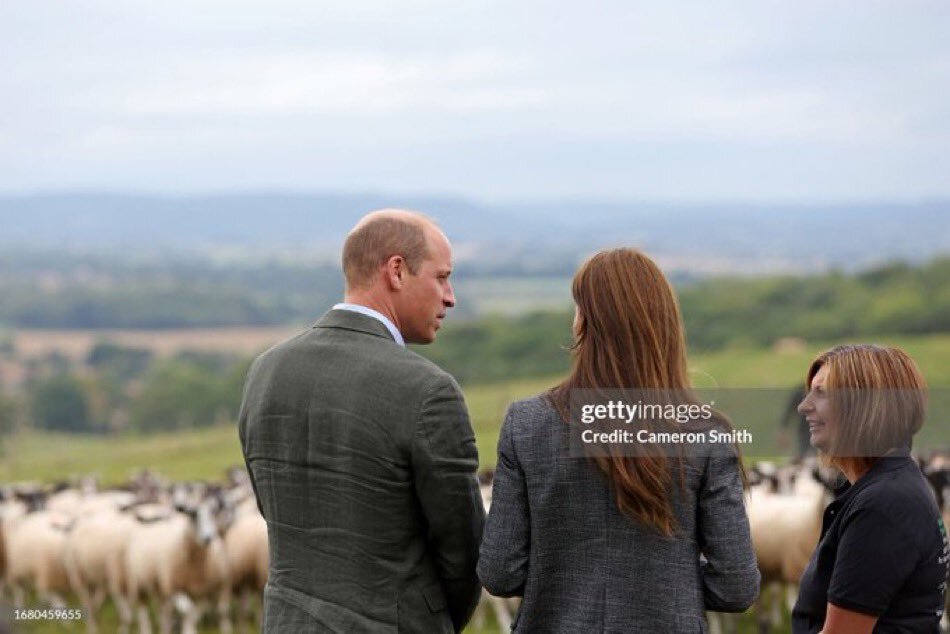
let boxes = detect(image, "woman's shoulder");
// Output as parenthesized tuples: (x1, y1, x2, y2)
(507, 391, 555, 412)
(504, 392, 560, 427)
(848, 460, 938, 522)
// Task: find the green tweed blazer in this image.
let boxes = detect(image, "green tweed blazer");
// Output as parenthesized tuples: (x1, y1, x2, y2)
(238, 309, 485, 633)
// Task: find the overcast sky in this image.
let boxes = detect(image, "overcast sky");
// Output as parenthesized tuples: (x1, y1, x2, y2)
(1, 1, 948, 202)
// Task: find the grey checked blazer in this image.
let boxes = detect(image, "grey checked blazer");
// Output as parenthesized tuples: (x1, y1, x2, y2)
(238, 309, 485, 633)
(477, 395, 759, 633)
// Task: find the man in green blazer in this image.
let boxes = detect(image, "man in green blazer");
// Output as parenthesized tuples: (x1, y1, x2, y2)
(238, 209, 485, 633)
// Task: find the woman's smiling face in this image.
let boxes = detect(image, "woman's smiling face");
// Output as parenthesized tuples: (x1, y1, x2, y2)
(798, 364, 836, 452)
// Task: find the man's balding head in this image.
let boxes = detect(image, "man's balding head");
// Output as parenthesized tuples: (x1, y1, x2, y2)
(342, 209, 434, 291)
(340, 209, 455, 344)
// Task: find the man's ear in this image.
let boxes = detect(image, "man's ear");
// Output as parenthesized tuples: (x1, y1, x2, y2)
(384, 255, 405, 290)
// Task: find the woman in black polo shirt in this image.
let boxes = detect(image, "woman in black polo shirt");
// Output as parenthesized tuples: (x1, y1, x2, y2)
(792, 344, 949, 633)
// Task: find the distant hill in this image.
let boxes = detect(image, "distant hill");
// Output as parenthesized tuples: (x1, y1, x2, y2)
(0, 193, 948, 273)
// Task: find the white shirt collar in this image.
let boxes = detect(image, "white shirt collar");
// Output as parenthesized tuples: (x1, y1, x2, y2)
(332, 303, 405, 346)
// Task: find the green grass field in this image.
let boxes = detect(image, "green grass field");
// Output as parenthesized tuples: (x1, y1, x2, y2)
(2, 332, 948, 483)
(2, 333, 947, 633)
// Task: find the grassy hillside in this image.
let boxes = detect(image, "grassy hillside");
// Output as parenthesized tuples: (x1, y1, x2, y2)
(3, 332, 947, 484)
(686, 332, 950, 387)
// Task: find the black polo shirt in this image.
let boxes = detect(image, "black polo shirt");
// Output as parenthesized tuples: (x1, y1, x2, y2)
(792, 449, 949, 633)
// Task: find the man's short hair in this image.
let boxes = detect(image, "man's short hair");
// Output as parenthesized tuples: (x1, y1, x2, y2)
(342, 215, 431, 289)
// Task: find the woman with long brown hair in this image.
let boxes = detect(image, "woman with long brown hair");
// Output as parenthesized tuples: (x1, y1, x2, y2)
(477, 248, 759, 632)
(791, 345, 947, 634)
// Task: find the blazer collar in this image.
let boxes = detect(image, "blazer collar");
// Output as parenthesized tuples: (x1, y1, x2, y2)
(313, 308, 397, 343)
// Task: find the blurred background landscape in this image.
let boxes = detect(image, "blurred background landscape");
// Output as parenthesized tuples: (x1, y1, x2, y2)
(1, 200, 948, 633)
(1, 196, 948, 450)
(2, 1, 948, 632)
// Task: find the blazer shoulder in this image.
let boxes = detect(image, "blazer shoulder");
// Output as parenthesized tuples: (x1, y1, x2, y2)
(388, 345, 457, 385)
(508, 392, 554, 414)
(247, 327, 312, 369)
(504, 392, 559, 432)
(359, 344, 464, 403)
(252, 324, 456, 393)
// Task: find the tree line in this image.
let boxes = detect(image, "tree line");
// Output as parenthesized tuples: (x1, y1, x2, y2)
(424, 257, 950, 382)
(679, 257, 950, 349)
(2, 345, 250, 439)
(2, 253, 948, 337)
(0, 257, 947, 437)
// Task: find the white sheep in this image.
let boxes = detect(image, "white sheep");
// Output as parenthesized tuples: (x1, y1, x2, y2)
(63, 507, 138, 633)
(50, 489, 139, 518)
(223, 505, 268, 631)
(4, 509, 75, 609)
(0, 492, 29, 600)
(124, 496, 232, 634)
(745, 466, 831, 632)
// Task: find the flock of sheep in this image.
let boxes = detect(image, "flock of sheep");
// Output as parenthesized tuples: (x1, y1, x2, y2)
(0, 469, 264, 633)
(0, 452, 947, 634)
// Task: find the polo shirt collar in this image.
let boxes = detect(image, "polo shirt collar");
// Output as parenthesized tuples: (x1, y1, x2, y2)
(832, 446, 914, 502)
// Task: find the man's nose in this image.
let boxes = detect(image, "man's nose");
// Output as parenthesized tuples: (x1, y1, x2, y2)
(444, 282, 456, 308)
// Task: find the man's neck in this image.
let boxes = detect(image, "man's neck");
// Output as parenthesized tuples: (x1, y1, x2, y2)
(342, 293, 401, 333)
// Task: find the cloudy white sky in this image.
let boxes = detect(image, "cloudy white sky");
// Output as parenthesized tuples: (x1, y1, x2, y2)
(1, 0, 948, 201)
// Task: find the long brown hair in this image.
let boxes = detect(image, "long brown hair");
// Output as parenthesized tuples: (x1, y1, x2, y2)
(805, 344, 927, 473)
(550, 248, 701, 536)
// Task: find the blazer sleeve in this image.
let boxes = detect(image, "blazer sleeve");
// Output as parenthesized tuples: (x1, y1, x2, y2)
(477, 406, 530, 598)
(412, 372, 485, 632)
(698, 441, 760, 612)
(237, 356, 266, 518)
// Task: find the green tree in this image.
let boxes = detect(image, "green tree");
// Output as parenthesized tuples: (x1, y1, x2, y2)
(87, 342, 153, 379)
(130, 358, 248, 432)
(0, 393, 17, 451)
(31, 373, 93, 432)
